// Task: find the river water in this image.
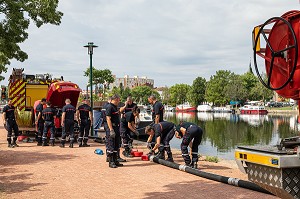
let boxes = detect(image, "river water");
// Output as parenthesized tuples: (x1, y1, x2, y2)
(163, 112, 300, 160)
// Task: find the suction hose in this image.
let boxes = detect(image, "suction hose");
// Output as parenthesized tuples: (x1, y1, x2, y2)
(149, 155, 272, 195)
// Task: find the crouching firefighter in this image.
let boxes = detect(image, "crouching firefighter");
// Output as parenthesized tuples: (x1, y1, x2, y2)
(145, 121, 175, 162)
(105, 94, 125, 168)
(2, 98, 20, 148)
(175, 122, 203, 169)
(120, 106, 140, 157)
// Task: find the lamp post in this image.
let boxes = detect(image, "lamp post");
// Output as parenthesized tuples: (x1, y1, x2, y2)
(84, 42, 98, 136)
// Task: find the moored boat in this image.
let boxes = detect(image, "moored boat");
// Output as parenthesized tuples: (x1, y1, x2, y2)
(164, 105, 175, 112)
(197, 104, 212, 112)
(239, 105, 268, 115)
(176, 103, 197, 112)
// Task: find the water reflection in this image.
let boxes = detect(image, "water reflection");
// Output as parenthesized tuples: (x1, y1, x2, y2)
(166, 112, 300, 160)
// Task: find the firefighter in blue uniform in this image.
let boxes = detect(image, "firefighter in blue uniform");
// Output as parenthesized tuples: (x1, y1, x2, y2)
(41, 101, 56, 146)
(60, 99, 76, 148)
(120, 106, 140, 157)
(76, 99, 93, 147)
(35, 98, 46, 146)
(105, 94, 126, 168)
(2, 98, 19, 148)
(148, 95, 164, 124)
(175, 122, 203, 169)
(145, 121, 175, 162)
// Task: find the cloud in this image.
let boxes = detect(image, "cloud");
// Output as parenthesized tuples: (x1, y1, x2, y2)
(3, 0, 300, 89)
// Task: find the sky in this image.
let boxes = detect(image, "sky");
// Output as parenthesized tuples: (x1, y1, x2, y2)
(3, 0, 300, 89)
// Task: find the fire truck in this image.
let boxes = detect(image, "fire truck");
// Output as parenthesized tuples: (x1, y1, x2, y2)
(8, 68, 81, 134)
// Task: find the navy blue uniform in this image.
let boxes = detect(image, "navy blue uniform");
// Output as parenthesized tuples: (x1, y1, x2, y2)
(176, 122, 203, 165)
(120, 111, 135, 152)
(42, 107, 56, 145)
(3, 105, 19, 146)
(124, 103, 137, 113)
(152, 101, 164, 123)
(36, 103, 44, 144)
(61, 104, 76, 145)
(77, 103, 91, 145)
(105, 103, 120, 155)
(153, 121, 175, 161)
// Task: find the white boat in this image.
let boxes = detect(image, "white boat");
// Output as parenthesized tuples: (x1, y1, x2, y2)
(239, 105, 268, 115)
(176, 103, 197, 112)
(137, 106, 153, 135)
(212, 106, 232, 113)
(197, 104, 212, 112)
(164, 105, 175, 112)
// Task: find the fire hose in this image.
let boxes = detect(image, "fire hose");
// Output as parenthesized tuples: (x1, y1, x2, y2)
(149, 155, 272, 195)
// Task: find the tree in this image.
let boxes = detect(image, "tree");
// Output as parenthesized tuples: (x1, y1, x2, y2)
(84, 67, 114, 99)
(250, 74, 274, 102)
(131, 86, 160, 104)
(188, 77, 206, 106)
(240, 71, 258, 100)
(161, 87, 170, 105)
(224, 74, 247, 103)
(169, 84, 191, 105)
(205, 70, 234, 106)
(0, 0, 63, 80)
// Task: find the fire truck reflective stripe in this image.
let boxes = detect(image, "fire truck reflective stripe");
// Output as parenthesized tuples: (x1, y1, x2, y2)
(11, 89, 25, 104)
(9, 80, 25, 96)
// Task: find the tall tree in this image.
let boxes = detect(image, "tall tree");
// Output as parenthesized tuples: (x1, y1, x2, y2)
(84, 67, 114, 98)
(188, 77, 206, 106)
(224, 74, 247, 103)
(169, 84, 191, 105)
(0, 0, 63, 80)
(205, 70, 234, 106)
(131, 86, 160, 105)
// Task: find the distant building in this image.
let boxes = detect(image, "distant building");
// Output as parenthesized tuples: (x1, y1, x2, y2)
(109, 75, 154, 89)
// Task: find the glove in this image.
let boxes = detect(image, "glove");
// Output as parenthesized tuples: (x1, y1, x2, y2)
(135, 130, 139, 137)
(110, 129, 115, 138)
(147, 142, 152, 150)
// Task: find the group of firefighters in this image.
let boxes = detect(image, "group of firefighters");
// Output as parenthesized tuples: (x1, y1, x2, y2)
(102, 94, 203, 169)
(2, 94, 203, 169)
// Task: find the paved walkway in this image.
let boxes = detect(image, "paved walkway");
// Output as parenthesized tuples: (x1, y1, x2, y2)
(0, 124, 278, 199)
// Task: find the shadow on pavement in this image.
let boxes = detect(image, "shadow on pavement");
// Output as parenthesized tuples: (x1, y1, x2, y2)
(143, 180, 276, 199)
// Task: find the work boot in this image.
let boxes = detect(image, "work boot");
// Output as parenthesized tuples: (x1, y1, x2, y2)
(166, 153, 174, 162)
(190, 162, 198, 169)
(114, 153, 123, 167)
(78, 141, 83, 147)
(60, 140, 65, 148)
(69, 143, 74, 148)
(122, 148, 133, 158)
(42, 142, 49, 146)
(109, 155, 117, 168)
(106, 156, 109, 162)
(117, 150, 126, 162)
(8, 143, 13, 148)
(37, 142, 42, 146)
(82, 142, 90, 147)
(12, 143, 19, 147)
(155, 146, 165, 159)
(50, 141, 55, 147)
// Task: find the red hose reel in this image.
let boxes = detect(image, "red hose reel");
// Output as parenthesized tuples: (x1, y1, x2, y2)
(253, 10, 300, 100)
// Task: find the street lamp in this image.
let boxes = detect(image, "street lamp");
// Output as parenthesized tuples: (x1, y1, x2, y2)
(84, 42, 98, 137)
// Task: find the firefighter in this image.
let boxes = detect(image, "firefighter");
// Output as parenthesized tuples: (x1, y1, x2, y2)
(148, 95, 164, 124)
(60, 99, 76, 148)
(2, 98, 20, 148)
(145, 121, 175, 162)
(124, 96, 137, 114)
(120, 106, 140, 157)
(105, 94, 126, 168)
(35, 98, 46, 146)
(41, 101, 56, 146)
(175, 122, 203, 169)
(76, 99, 93, 147)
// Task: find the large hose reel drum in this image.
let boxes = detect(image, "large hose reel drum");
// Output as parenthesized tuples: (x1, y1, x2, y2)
(253, 10, 300, 100)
